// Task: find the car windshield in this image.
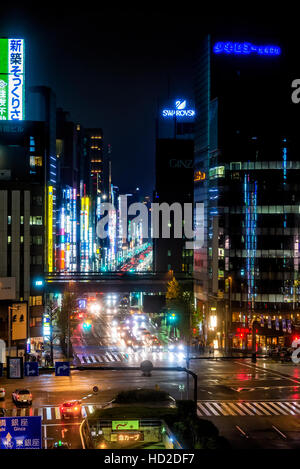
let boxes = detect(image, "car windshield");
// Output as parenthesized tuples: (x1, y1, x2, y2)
(19, 390, 30, 394)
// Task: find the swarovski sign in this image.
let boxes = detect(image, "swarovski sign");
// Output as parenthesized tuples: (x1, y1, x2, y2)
(162, 99, 195, 118)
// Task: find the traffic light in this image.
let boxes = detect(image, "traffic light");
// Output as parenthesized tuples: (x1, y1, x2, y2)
(82, 321, 92, 331)
(167, 313, 177, 325)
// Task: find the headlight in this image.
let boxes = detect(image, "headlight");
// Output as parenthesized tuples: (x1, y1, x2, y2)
(178, 344, 184, 351)
(169, 344, 175, 350)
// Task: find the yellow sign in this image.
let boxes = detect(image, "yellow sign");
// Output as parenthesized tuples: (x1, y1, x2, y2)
(194, 171, 206, 182)
(11, 303, 27, 340)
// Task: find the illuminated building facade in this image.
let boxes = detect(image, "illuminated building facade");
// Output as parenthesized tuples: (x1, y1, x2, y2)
(0, 119, 55, 354)
(194, 34, 300, 349)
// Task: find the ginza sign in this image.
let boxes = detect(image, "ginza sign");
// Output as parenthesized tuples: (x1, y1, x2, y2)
(96, 196, 204, 250)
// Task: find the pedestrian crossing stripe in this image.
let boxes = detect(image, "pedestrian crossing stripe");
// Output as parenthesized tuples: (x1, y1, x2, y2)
(4, 405, 102, 421)
(197, 401, 300, 417)
(76, 352, 128, 364)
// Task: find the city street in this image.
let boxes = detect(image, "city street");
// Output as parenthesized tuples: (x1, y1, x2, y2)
(2, 357, 300, 448)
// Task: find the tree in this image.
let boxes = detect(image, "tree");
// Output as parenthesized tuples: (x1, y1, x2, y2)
(46, 300, 59, 366)
(56, 291, 77, 358)
(166, 276, 193, 343)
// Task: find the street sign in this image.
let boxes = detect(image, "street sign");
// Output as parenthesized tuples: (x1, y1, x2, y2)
(24, 362, 39, 377)
(0, 416, 42, 449)
(7, 357, 23, 379)
(55, 362, 70, 376)
(179, 384, 185, 391)
(112, 420, 139, 431)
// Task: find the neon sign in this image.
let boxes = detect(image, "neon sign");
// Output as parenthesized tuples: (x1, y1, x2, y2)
(213, 41, 281, 56)
(0, 38, 25, 120)
(162, 99, 195, 118)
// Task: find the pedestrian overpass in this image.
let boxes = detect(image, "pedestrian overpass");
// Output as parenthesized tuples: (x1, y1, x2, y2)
(45, 272, 193, 295)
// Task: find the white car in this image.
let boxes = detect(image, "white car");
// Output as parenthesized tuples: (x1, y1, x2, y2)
(12, 389, 32, 406)
(0, 387, 5, 400)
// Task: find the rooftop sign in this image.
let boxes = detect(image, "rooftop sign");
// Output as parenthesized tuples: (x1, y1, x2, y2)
(213, 41, 281, 56)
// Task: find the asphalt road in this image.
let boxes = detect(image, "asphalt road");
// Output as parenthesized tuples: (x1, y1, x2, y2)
(4, 305, 300, 449)
(2, 359, 300, 448)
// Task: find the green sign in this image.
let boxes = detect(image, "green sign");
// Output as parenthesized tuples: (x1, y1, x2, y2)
(112, 420, 139, 431)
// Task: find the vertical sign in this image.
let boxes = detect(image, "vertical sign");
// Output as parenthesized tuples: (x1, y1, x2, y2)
(11, 303, 27, 340)
(48, 186, 53, 272)
(0, 38, 25, 121)
(7, 357, 23, 379)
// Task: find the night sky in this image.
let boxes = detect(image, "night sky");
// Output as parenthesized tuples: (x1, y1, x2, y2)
(0, 8, 297, 196)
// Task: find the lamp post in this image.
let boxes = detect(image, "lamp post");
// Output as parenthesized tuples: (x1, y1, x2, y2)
(226, 276, 232, 355)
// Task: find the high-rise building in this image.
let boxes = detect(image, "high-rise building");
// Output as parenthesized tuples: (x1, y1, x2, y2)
(194, 36, 299, 349)
(153, 138, 194, 273)
(0, 119, 54, 355)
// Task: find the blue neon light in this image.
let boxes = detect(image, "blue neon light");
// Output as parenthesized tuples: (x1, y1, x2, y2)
(162, 99, 195, 118)
(213, 42, 281, 56)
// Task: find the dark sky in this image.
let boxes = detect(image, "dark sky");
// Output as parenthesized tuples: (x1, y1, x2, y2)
(0, 8, 297, 195)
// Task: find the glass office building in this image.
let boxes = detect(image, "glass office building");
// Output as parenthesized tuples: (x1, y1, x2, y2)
(194, 35, 300, 349)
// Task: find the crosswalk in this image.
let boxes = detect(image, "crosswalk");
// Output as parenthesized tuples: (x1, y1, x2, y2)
(197, 401, 300, 417)
(2, 404, 102, 422)
(76, 351, 186, 365)
(76, 352, 128, 364)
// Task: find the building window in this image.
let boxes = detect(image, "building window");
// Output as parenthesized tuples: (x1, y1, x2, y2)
(168, 250, 171, 256)
(30, 156, 42, 167)
(30, 216, 43, 225)
(29, 296, 43, 306)
(7, 236, 11, 243)
(8, 216, 11, 224)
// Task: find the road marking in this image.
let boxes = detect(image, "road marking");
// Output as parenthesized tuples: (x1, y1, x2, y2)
(196, 400, 300, 417)
(236, 425, 249, 438)
(46, 407, 52, 420)
(236, 402, 254, 416)
(55, 407, 61, 420)
(259, 402, 280, 415)
(204, 402, 220, 416)
(227, 402, 246, 416)
(252, 402, 271, 415)
(243, 402, 263, 416)
(268, 402, 289, 415)
(272, 425, 287, 439)
(197, 403, 211, 416)
(211, 402, 230, 416)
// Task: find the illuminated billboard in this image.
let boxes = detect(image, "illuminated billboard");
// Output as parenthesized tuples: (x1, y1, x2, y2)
(48, 186, 53, 272)
(0, 38, 25, 121)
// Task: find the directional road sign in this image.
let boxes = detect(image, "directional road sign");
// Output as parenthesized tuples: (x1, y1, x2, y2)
(55, 362, 70, 376)
(24, 362, 39, 377)
(0, 416, 42, 449)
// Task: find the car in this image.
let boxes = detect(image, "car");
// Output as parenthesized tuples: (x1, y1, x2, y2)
(60, 400, 82, 420)
(50, 441, 70, 449)
(12, 389, 32, 406)
(0, 387, 5, 400)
